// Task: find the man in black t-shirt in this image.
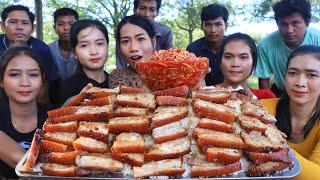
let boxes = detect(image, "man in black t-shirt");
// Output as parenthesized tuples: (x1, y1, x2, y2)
(187, 4, 229, 86)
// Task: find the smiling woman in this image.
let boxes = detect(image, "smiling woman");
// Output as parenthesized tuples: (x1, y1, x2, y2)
(108, 14, 155, 89)
(275, 45, 320, 180)
(56, 19, 110, 105)
(0, 46, 55, 179)
(215, 32, 276, 100)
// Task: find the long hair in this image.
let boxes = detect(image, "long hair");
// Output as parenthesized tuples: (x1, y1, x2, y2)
(70, 19, 109, 73)
(217, 33, 257, 75)
(116, 14, 155, 66)
(0, 46, 45, 102)
(276, 45, 320, 139)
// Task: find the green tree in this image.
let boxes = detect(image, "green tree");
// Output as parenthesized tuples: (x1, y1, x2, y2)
(161, 0, 232, 48)
(44, 0, 90, 43)
(35, 0, 43, 40)
(46, 0, 132, 72)
(47, 0, 132, 37)
(0, 1, 10, 11)
(248, 0, 320, 22)
(174, 0, 220, 43)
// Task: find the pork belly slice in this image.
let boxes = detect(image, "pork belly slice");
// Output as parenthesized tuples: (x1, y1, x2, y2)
(75, 153, 123, 172)
(107, 116, 150, 134)
(152, 120, 187, 143)
(197, 118, 235, 133)
(112, 132, 148, 153)
(20, 129, 43, 173)
(44, 132, 78, 146)
(80, 95, 116, 106)
(64, 93, 85, 106)
(154, 85, 189, 97)
(133, 158, 184, 178)
(241, 130, 285, 152)
(151, 106, 188, 128)
(116, 93, 156, 109)
(156, 96, 189, 106)
(193, 99, 236, 123)
(73, 137, 109, 153)
(114, 107, 149, 117)
(242, 102, 276, 124)
(246, 161, 293, 177)
(47, 106, 77, 118)
(41, 140, 68, 152)
(238, 115, 268, 132)
(43, 121, 78, 133)
(189, 154, 241, 177)
(111, 152, 144, 167)
(197, 130, 244, 150)
(206, 147, 241, 164)
(49, 105, 113, 123)
(119, 85, 146, 93)
(192, 127, 220, 139)
(77, 121, 108, 142)
(38, 151, 77, 165)
(41, 163, 78, 177)
(83, 87, 119, 99)
(264, 125, 287, 145)
(247, 149, 292, 164)
(144, 137, 190, 161)
(192, 91, 230, 104)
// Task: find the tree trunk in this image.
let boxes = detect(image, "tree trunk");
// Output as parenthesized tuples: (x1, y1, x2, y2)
(35, 0, 43, 40)
(188, 30, 193, 43)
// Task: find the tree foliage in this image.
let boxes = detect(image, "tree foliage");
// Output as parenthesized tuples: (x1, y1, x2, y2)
(35, 0, 43, 40)
(47, 0, 132, 38)
(161, 0, 233, 47)
(247, 0, 320, 22)
(44, 0, 133, 71)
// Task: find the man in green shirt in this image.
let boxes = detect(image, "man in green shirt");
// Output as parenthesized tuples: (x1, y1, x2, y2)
(254, 0, 320, 97)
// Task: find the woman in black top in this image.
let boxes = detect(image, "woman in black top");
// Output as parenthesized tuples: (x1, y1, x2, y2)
(0, 46, 54, 178)
(56, 19, 110, 105)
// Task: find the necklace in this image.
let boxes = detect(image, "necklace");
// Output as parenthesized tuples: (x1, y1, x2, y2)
(11, 120, 18, 129)
(291, 120, 307, 135)
(12, 118, 37, 133)
(291, 109, 317, 135)
(291, 129, 304, 135)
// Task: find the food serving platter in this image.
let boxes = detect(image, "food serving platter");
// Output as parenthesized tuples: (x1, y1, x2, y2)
(15, 148, 300, 179)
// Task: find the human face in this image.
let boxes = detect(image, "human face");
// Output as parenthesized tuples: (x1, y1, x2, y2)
(1, 10, 34, 43)
(120, 23, 154, 70)
(54, 15, 77, 41)
(75, 27, 108, 71)
(135, 0, 157, 21)
(286, 54, 320, 105)
(278, 13, 307, 49)
(202, 17, 227, 44)
(2, 55, 42, 104)
(220, 40, 253, 87)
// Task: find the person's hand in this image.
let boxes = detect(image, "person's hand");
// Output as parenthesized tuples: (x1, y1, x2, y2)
(80, 83, 93, 93)
(62, 83, 93, 107)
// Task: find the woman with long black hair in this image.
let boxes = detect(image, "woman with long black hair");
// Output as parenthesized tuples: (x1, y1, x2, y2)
(275, 45, 320, 179)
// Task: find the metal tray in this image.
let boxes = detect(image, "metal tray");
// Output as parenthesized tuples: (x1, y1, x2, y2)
(15, 148, 300, 179)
